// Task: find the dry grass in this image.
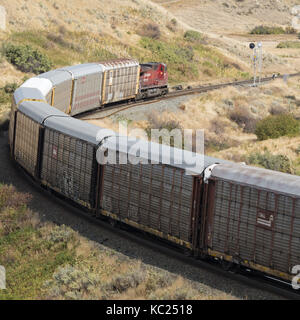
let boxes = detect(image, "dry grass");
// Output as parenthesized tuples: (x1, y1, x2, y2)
(0, 183, 237, 300)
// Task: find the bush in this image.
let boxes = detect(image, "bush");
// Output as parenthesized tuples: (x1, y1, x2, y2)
(247, 152, 292, 173)
(184, 30, 203, 43)
(204, 135, 234, 152)
(145, 113, 182, 147)
(3, 43, 52, 74)
(255, 114, 300, 140)
(269, 105, 287, 115)
(166, 19, 177, 32)
(105, 270, 145, 293)
(45, 265, 100, 299)
(250, 26, 286, 35)
(138, 23, 161, 39)
(229, 106, 258, 133)
(277, 41, 300, 49)
(4, 82, 18, 94)
(285, 27, 297, 34)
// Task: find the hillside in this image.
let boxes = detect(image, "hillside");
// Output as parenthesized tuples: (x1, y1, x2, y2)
(153, 0, 299, 34)
(153, 0, 300, 74)
(0, 0, 248, 84)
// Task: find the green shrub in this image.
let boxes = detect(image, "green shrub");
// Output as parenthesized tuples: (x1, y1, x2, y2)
(184, 30, 203, 43)
(3, 43, 52, 74)
(4, 82, 18, 94)
(277, 41, 300, 49)
(247, 152, 292, 173)
(255, 114, 300, 140)
(250, 26, 286, 35)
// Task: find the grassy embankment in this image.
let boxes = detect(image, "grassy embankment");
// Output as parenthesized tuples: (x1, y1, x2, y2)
(0, 184, 235, 300)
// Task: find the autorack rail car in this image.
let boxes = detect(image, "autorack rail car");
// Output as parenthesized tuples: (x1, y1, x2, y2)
(9, 61, 300, 288)
(35, 59, 168, 116)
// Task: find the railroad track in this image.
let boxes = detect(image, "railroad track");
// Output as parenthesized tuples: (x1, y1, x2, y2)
(76, 72, 300, 121)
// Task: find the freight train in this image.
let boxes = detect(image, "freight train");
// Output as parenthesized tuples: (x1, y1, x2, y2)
(26, 59, 168, 116)
(9, 59, 300, 288)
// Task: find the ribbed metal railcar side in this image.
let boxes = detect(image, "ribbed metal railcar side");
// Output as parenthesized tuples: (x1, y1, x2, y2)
(37, 70, 73, 113)
(100, 59, 140, 105)
(14, 111, 41, 177)
(12, 101, 68, 178)
(100, 163, 197, 248)
(41, 117, 100, 209)
(97, 137, 212, 249)
(204, 163, 300, 281)
(9, 87, 47, 159)
(63, 64, 103, 116)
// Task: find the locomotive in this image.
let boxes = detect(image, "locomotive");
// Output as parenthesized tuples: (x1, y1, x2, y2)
(138, 62, 168, 99)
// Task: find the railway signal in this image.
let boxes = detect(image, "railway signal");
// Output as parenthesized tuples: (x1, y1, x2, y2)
(249, 42, 263, 86)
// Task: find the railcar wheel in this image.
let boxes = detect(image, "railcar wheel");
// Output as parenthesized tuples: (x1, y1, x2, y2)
(183, 248, 192, 257)
(221, 259, 233, 271)
(109, 219, 118, 228)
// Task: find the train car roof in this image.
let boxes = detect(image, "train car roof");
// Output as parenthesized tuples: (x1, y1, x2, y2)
(212, 162, 300, 198)
(61, 63, 104, 78)
(98, 135, 231, 175)
(44, 116, 102, 145)
(14, 87, 47, 105)
(18, 101, 68, 124)
(37, 69, 73, 86)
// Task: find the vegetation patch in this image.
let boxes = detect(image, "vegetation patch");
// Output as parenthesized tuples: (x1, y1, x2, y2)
(138, 23, 161, 39)
(2, 43, 52, 74)
(145, 113, 182, 147)
(0, 184, 234, 300)
(250, 26, 297, 35)
(139, 37, 247, 83)
(0, 185, 77, 299)
(276, 41, 300, 49)
(229, 106, 258, 133)
(184, 30, 203, 43)
(247, 151, 292, 173)
(3, 28, 247, 84)
(255, 114, 300, 141)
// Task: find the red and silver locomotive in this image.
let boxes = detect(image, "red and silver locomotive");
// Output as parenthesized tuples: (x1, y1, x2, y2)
(138, 62, 168, 99)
